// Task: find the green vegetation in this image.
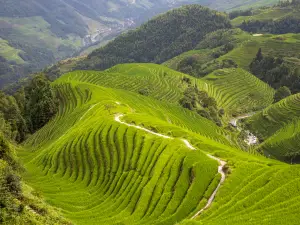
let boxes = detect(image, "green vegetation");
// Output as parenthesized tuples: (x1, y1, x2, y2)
(3, 1, 300, 224)
(250, 48, 300, 93)
(258, 118, 300, 162)
(232, 1, 300, 34)
(19, 69, 229, 224)
(245, 93, 300, 140)
(0, 125, 71, 224)
(274, 86, 292, 102)
(202, 68, 274, 116)
(76, 5, 231, 71)
(179, 84, 223, 126)
(0, 74, 58, 143)
(16, 62, 300, 225)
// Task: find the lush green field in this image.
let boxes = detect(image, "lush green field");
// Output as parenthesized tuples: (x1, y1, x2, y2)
(245, 94, 300, 160)
(259, 119, 300, 161)
(18, 63, 300, 224)
(246, 93, 300, 140)
(201, 68, 274, 116)
(20, 76, 225, 224)
(62, 64, 274, 119)
(220, 33, 300, 70)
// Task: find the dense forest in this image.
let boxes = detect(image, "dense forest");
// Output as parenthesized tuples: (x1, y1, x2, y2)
(250, 48, 300, 94)
(76, 5, 231, 70)
(179, 78, 223, 126)
(175, 29, 239, 77)
(0, 74, 58, 143)
(237, 0, 300, 34)
(0, 73, 60, 223)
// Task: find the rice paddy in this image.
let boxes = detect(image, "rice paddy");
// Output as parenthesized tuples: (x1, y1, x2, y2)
(19, 63, 300, 225)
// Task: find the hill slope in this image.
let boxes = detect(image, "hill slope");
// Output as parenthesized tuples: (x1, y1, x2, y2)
(76, 5, 231, 71)
(18, 63, 300, 225)
(246, 93, 300, 140)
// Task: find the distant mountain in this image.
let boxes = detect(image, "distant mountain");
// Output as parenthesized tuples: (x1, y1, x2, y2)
(76, 5, 231, 71)
(0, 0, 191, 88)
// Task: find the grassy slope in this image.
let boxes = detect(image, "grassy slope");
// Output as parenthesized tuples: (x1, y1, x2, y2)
(202, 68, 274, 116)
(19, 76, 224, 225)
(220, 33, 300, 70)
(259, 119, 300, 160)
(63, 64, 274, 119)
(0, 16, 82, 62)
(246, 93, 300, 140)
(212, 0, 279, 11)
(0, 38, 24, 64)
(163, 29, 300, 78)
(18, 63, 300, 225)
(245, 94, 300, 160)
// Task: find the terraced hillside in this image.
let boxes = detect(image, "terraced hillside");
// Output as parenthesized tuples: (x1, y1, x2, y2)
(201, 68, 274, 116)
(61, 64, 274, 120)
(246, 93, 300, 140)
(259, 119, 300, 162)
(19, 75, 229, 224)
(19, 63, 300, 225)
(245, 94, 300, 161)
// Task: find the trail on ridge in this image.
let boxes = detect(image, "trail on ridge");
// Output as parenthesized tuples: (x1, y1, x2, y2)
(114, 113, 227, 218)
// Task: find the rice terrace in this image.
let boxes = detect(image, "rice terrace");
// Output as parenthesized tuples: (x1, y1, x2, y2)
(1, 1, 300, 225)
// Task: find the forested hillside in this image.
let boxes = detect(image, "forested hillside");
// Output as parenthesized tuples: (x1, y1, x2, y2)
(0, 0, 284, 89)
(0, 0, 203, 88)
(231, 0, 300, 33)
(76, 5, 231, 70)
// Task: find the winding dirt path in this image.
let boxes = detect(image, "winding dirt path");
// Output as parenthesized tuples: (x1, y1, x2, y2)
(114, 113, 227, 218)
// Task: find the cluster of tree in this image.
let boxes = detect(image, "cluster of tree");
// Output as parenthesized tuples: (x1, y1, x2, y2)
(76, 5, 231, 71)
(179, 80, 224, 126)
(0, 74, 58, 143)
(239, 17, 300, 34)
(177, 56, 237, 78)
(229, 9, 253, 19)
(250, 48, 299, 96)
(175, 29, 240, 77)
(236, 0, 300, 34)
(0, 133, 23, 223)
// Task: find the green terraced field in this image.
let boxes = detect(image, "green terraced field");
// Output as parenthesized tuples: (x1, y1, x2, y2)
(61, 64, 274, 120)
(246, 93, 300, 140)
(19, 63, 300, 225)
(245, 94, 300, 160)
(201, 68, 274, 116)
(259, 119, 300, 161)
(220, 33, 300, 70)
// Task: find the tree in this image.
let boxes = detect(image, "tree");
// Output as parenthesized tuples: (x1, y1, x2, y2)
(274, 86, 292, 103)
(24, 74, 58, 133)
(255, 48, 263, 62)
